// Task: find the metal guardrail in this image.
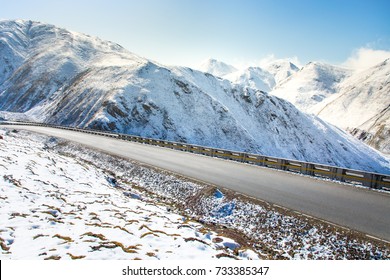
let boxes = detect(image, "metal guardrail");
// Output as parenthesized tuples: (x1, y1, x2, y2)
(2, 120, 390, 191)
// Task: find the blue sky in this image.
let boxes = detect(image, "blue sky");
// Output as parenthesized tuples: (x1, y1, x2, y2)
(1, 0, 390, 68)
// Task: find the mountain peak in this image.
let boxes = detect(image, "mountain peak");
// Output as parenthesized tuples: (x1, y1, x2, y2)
(261, 59, 300, 85)
(224, 66, 275, 92)
(198, 58, 237, 77)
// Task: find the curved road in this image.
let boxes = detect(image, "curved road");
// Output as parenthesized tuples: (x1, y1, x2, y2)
(3, 125, 390, 241)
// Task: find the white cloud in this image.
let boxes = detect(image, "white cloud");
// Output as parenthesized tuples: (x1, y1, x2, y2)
(259, 54, 302, 68)
(258, 54, 277, 67)
(342, 48, 390, 71)
(230, 58, 258, 70)
(230, 54, 302, 71)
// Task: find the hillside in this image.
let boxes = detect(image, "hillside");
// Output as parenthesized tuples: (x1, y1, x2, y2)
(270, 62, 352, 113)
(349, 106, 389, 154)
(316, 59, 390, 153)
(268, 59, 389, 154)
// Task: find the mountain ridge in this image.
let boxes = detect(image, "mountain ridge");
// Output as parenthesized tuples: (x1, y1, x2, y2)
(1, 19, 389, 173)
(271, 62, 352, 113)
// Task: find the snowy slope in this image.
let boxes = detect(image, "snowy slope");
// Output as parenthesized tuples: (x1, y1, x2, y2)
(0, 20, 29, 85)
(270, 62, 352, 113)
(267, 59, 390, 154)
(198, 58, 237, 77)
(0, 20, 389, 173)
(316, 59, 390, 153)
(0, 128, 259, 260)
(0, 19, 145, 112)
(350, 106, 390, 154)
(267, 58, 390, 154)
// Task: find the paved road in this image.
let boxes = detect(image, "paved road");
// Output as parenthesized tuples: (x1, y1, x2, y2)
(3, 125, 390, 241)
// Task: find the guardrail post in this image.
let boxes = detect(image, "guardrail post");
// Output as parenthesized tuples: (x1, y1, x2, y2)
(255, 156, 263, 166)
(330, 167, 338, 181)
(362, 173, 373, 188)
(303, 163, 314, 176)
(278, 159, 286, 170)
(242, 153, 247, 163)
(335, 168, 345, 182)
(371, 174, 381, 189)
(301, 162, 307, 174)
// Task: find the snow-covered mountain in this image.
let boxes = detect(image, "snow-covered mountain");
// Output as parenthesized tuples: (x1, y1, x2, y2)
(268, 59, 390, 154)
(349, 107, 389, 154)
(198, 58, 237, 77)
(270, 62, 352, 113)
(224, 66, 275, 92)
(1, 20, 389, 173)
(262, 59, 300, 85)
(199, 59, 298, 91)
(0, 19, 144, 113)
(316, 59, 390, 154)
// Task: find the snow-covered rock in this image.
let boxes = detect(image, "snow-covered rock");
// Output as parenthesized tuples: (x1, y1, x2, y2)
(0, 19, 389, 173)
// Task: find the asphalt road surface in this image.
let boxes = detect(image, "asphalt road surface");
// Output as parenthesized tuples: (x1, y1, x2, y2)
(3, 125, 390, 241)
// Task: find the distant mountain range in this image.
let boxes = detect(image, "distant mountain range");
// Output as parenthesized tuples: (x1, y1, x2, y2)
(198, 58, 299, 92)
(0, 19, 389, 173)
(269, 59, 390, 155)
(200, 55, 389, 155)
(270, 62, 352, 113)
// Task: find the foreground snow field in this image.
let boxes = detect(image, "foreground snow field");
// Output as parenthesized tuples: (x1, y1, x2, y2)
(0, 128, 389, 259)
(0, 128, 258, 260)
